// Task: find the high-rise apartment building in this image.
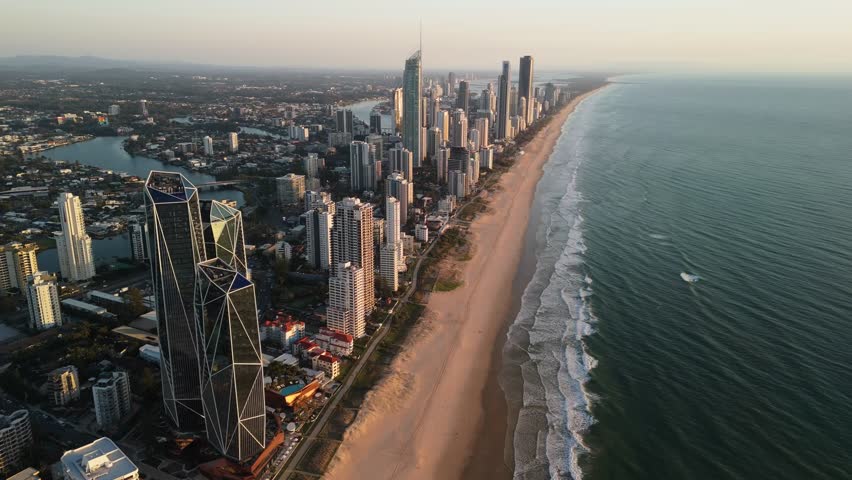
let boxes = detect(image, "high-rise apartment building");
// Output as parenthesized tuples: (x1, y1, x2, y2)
(203, 136, 214, 156)
(403, 51, 423, 165)
(55, 193, 95, 282)
(331, 198, 375, 312)
(276, 174, 306, 206)
(25, 272, 61, 331)
(449, 170, 468, 200)
(435, 147, 450, 184)
(392, 88, 403, 132)
(0, 242, 39, 292)
(497, 61, 511, 140)
(518, 55, 535, 125)
(92, 370, 132, 429)
(456, 80, 470, 114)
(385, 172, 413, 226)
(327, 262, 367, 338)
(379, 197, 402, 293)
(144, 171, 207, 430)
(48, 366, 80, 406)
(336, 109, 353, 133)
(0, 410, 32, 477)
(196, 258, 266, 461)
(475, 117, 490, 147)
(451, 109, 468, 148)
(129, 221, 147, 263)
(108, 104, 120, 116)
(427, 127, 442, 160)
(228, 132, 239, 153)
(140, 99, 148, 116)
(303, 153, 320, 179)
(349, 141, 371, 192)
(389, 147, 414, 182)
(306, 202, 334, 271)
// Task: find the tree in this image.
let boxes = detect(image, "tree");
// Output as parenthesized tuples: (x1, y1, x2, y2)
(126, 288, 147, 317)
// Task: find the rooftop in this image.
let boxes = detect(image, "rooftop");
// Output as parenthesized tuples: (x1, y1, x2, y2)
(61, 437, 138, 480)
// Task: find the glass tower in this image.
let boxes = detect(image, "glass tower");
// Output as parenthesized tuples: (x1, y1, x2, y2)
(403, 51, 422, 166)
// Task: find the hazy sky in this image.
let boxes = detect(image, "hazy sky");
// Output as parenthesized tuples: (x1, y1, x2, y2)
(2, 0, 851, 72)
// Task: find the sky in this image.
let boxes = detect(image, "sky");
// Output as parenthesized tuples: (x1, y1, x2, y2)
(2, 0, 851, 73)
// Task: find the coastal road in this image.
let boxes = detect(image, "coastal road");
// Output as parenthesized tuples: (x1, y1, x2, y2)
(274, 221, 445, 480)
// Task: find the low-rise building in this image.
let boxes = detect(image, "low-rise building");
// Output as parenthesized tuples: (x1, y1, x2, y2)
(314, 327, 354, 357)
(60, 437, 138, 480)
(311, 352, 340, 380)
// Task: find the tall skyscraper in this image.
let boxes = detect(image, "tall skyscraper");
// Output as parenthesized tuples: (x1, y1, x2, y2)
(303, 153, 320, 179)
(448, 72, 457, 94)
(332, 198, 375, 312)
(392, 88, 403, 132)
(25, 271, 61, 331)
(306, 198, 334, 271)
(129, 221, 148, 263)
(403, 51, 423, 165)
(203, 136, 214, 156)
(427, 127, 442, 160)
(456, 80, 470, 114)
(437, 110, 450, 142)
(497, 61, 511, 140)
(386, 173, 413, 225)
(518, 55, 535, 125)
(200, 200, 248, 275)
(336, 109, 353, 133)
(389, 146, 414, 182)
(475, 117, 490, 147)
(55, 193, 95, 282)
(435, 147, 450, 184)
(451, 109, 468, 148)
(144, 171, 207, 430)
(196, 258, 266, 461)
(0, 242, 39, 292)
(370, 112, 382, 134)
(228, 132, 239, 153)
(140, 99, 148, 116)
(327, 262, 367, 338)
(380, 197, 402, 293)
(349, 141, 371, 192)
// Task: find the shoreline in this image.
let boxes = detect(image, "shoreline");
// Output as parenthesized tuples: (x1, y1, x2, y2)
(325, 86, 608, 480)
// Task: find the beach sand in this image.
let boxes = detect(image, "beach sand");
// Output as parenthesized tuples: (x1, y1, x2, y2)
(326, 88, 603, 480)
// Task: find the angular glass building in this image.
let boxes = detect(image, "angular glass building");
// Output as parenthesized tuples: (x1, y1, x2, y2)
(196, 259, 266, 461)
(144, 171, 207, 430)
(201, 200, 248, 275)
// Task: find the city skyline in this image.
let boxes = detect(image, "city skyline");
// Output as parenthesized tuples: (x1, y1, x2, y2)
(2, 0, 851, 73)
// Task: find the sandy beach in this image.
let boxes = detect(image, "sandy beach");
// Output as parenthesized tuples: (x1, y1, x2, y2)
(326, 87, 604, 480)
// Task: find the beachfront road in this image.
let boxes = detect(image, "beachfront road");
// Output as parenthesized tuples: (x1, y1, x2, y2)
(274, 195, 479, 480)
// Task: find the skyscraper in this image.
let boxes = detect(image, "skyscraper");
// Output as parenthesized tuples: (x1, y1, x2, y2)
(140, 99, 148, 116)
(129, 221, 148, 263)
(349, 141, 371, 192)
(427, 127, 442, 160)
(92, 370, 132, 429)
(518, 55, 535, 125)
(327, 262, 367, 338)
(380, 197, 402, 293)
(336, 109, 353, 133)
(403, 51, 423, 165)
(228, 132, 239, 153)
(25, 271, 61, 331)
(389, 146, 414, 182)
(435, 147, 450, 184)
(203, 136, 214, 156)
(306, 198, 334, 271)
(475, 117, 490, 147)
(456, 80, 470, 114)
(144, 171, 207, 430)
(332, 198, 375, 312)
(497, 61, 511, 140)
(0, 242, 39, 292)
(385, 173, 413, 225)
(451, 109, 468, 148)
(55, 193, 95, 282)
(392, 88, 403, 132)
(303, 153, 320, 179)
(196, 258, 266, 461)
(201, 200, 248, 275)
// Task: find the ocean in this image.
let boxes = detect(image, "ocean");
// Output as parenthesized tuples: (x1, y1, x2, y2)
(503, 74, 852, 479)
